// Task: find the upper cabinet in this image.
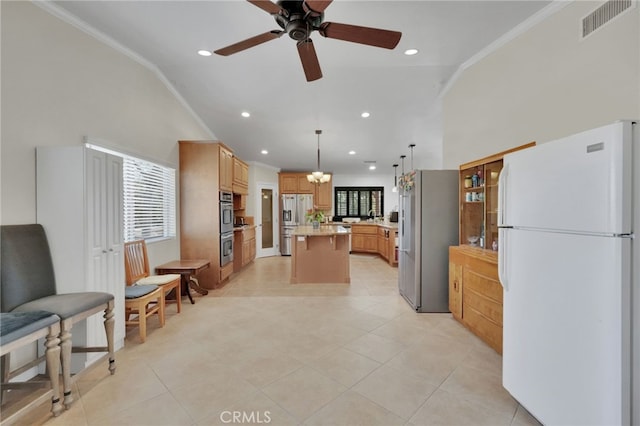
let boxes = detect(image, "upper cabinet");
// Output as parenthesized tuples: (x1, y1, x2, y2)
(279, 172, 332, 211)
(459, 142, 535, 250)
(219, 144, 233, 192)
(232, 157, 249, 195)
(279, 172, 314, 194)
(314, 178, 332, 211)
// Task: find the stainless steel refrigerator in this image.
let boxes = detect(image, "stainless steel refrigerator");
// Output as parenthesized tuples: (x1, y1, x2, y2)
(280, 193, 314, 255)
(398, 170, 459, 312)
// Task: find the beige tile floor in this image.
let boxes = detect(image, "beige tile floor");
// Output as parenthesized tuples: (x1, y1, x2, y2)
(14, 254, 541, 426)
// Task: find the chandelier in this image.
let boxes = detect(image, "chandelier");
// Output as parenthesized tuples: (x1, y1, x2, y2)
(307, 129, 331, 184)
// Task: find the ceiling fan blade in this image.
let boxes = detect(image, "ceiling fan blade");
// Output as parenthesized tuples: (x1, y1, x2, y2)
(214, 30, 284, 56)
(246, 0, 283, 15)
(297, 39, 322, 82)
(303, 0, 333, 14)
(319, 22, 401, 49)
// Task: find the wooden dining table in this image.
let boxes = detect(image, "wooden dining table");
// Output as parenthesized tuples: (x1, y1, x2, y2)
(155, 259, 210, 304)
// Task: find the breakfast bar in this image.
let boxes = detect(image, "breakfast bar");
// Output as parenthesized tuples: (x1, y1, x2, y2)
(290, 225, 351, 284)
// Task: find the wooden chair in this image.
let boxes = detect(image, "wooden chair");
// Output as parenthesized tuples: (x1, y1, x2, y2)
(1, 224, 115, 409)
(124, 283, 164, 343)
(1, 311, 63, 421)
(124, 240, 182, 314)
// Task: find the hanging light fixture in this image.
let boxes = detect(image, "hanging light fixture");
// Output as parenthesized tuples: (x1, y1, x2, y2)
(409, 144, 416, 170)
(307, 130, 331, 184)
(392, 164, 399, 192)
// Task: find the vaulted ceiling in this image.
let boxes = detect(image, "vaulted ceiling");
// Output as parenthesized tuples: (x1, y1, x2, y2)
(50, 0, 551, 174)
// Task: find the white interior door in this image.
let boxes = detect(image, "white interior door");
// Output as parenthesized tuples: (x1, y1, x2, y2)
(256, 183, 278, 258)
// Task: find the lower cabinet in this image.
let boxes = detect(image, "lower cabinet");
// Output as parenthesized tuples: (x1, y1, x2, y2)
(351, 224, 378, 253)
(448, 245, 503, 354)
(234, 226, 256, 272)
(351, 224, 398, 266)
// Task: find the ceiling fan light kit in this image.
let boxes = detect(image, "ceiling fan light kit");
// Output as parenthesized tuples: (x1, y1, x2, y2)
(215, 0, 402, 82)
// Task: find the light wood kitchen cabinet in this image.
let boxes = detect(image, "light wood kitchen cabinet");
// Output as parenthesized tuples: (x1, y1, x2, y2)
(459, 142, 535, 249)
(351, 224, 378, 253)
(450, 142, 535, 353)
(219, 144, 234, 192)
(279, 172, 314, 194)
(278, 172, 332, 212)
(232, 156, 249, 195)
(448, 258, 463, 320)
(179, 141, 233, 289)
(234, 226, 256, 272)
(449, 245, 502, 353)
(377, 227, 389, 260)
(314, 178, 332, 211)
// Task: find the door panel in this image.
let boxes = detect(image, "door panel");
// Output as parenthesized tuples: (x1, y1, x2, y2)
(503, 229, 629, 425)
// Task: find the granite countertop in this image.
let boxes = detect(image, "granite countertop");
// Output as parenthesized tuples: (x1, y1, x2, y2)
(331, 221, 398, 230)
(292, 225, 351, 236)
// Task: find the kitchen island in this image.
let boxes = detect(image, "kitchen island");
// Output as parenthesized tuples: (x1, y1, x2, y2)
(290, 225, 351, 284)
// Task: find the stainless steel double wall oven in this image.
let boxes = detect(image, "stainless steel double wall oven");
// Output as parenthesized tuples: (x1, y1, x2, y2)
(220, 191, 233, 266)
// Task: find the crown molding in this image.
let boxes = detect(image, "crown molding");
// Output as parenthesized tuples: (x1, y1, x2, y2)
(439, 0, 571, 100)
(33, 0, 215, 140)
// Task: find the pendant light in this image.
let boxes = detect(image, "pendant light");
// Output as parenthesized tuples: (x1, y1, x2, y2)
(307, 130, 331, 184)
(409, 144, 416, 170)
(392, 164, 399, 192)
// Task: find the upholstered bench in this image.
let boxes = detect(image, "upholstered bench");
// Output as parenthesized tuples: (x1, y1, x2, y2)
(0, 311, 64, 420)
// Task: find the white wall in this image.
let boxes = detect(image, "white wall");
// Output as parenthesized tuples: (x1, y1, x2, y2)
(1, 2, 212, 265)
(442, 1, 640, 168)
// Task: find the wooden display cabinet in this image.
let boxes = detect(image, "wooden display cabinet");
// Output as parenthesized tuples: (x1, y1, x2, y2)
(459, 142, 535, 250)
(451, 141, 535, 353)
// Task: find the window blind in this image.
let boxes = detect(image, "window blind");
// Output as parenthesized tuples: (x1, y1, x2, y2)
(122, 156, 176, 242)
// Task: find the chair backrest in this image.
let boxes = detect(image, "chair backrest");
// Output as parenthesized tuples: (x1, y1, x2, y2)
(1, 224, 57, 312)
(124, 240, 150, 285)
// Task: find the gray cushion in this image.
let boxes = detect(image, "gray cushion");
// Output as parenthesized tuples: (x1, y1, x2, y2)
(0, 311, 60, 346)
(125, 285, 158, 299)
(12, 292, 114, 319)
(1, 224, 57, 312)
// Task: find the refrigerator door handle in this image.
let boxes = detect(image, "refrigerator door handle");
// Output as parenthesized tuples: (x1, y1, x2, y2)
(498, 163, 509, 227)
(498, 228, 508, 291)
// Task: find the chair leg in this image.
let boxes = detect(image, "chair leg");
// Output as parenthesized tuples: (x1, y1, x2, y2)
(103, 300, 116, 375)
(0, 353, 9, 403)
(175, 282, 182, 314)
(44, 326, 64, 417)
(59, 319, 74, 409)
(160, 292, 166, 327)
(139, 303, 148, 343)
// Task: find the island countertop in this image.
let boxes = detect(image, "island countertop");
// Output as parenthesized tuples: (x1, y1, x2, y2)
(291, 225, 351, 236)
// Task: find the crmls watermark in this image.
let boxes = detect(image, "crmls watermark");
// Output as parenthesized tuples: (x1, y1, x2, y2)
(219, 411, 272, 424)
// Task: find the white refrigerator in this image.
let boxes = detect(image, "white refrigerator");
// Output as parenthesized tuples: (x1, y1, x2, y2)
(498, 121, 637, 425)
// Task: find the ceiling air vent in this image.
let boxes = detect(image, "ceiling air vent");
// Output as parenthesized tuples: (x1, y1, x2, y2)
(582, 0, 635, 38)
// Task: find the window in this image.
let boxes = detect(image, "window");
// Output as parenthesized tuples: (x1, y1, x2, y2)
(123, 156, 176, 242)
(87, 143, 176, 242)
(334, 186, 384, 220)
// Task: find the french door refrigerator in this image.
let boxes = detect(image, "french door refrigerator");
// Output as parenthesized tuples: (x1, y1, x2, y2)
(498, 121, 637, 425)
(280, 194, 313, 255)
(398, 170, 458, 312)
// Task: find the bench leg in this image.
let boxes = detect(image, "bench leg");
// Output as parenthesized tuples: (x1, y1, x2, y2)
(59, 319, 74, 409)
(45, 325, 64, 416)
(103, 300, 116, 375)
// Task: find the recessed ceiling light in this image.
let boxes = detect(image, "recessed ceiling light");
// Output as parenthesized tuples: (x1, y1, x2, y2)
(404, 48, 418, 56)
(361, 112, 370, 118)
(348, 150, 356, 155)
(197, 50, 212, 57)
(261, 149, 268, 155)
(369, 165, 376, 170)
(241, 111, 250, 118)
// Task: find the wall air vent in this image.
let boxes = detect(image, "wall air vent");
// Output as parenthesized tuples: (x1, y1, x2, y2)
(582, 0, 635, 38)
